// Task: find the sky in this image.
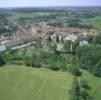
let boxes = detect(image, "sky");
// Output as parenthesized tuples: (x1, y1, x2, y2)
(0, 0, 101, 8)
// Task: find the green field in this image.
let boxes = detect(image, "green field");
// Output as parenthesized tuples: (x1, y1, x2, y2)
(10, 12, 55, 20)
(81, 70, 101, 100)
(81, 16, 101, 30)
(0, 65, 101, 100)
(0, 65, 73, 100)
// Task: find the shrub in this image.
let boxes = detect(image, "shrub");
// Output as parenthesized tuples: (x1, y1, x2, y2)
(49, 62, 60, 71)
(32, 62, 42, 68)
(70, 77, 80, 100)
(25, 61, 31, 67)
(76, 45, 101, 77)
(80, 80, 90, 90)
(61, 63, 67, 71)
(92, 60, 101, 77)
(67, 65, 82, 76)
(80, 90, 89, 100)
(0, 55, 6, 67)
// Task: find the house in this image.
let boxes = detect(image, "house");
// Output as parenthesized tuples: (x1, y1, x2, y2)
(64, 35, 78, 42)
(0, 44, 6, 52)
(1, 40, 11, 45)
(80, 40, 88, 46)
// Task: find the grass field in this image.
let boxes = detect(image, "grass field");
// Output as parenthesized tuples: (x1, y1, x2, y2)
(81, 70, 101, 100)
(10, 12, 55, 20)
(0, 65, 73, 100)
(81, 16, 101, 30)
(0, 65, 101, 100)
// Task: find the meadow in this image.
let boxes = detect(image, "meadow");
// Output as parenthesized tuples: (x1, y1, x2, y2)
(81, 70, 101, 100)
(0, 64, 101, 100)
(0, 65, 73, 100)
(81, 16, 101, 30)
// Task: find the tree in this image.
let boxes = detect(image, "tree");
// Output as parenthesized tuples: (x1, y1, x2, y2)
(49, 62, 60, 71)
(76, 45, 101, 76)
(92, 60, 101, 77)
(64, 40, 72, 52)
(94, 34, 101, 45)
(80, 90, 89, 100)
(0, 55, 6, 66)
(80, 80, 90, 90)
(60, 63, 67, 71)
(86, 34, 101, 45)
(67, 65, 82, 76)
(70, 77, 80, 100)
(47, 35, 52, 42)
(86, 35, 94, 43)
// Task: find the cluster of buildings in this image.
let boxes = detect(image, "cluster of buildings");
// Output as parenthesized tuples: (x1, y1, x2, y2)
(0, 22, 100, 52)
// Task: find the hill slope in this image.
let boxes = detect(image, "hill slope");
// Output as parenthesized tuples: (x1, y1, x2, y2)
(0, 65, 73, 100)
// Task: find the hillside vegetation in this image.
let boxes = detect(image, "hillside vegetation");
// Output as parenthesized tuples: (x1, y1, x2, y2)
(0, 65, 73, 100)
(81, 16, 101, 30)
(0, 65, 101, 100)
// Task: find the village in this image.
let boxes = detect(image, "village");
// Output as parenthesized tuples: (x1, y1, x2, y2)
(0, 6, 101, 100)
(0, 22, 100, 53)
